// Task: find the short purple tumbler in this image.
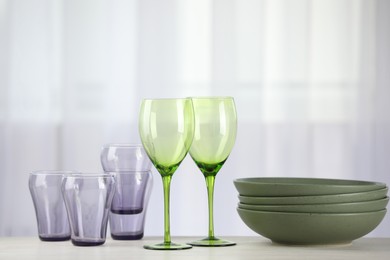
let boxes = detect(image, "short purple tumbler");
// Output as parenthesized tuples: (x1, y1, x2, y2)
(29, 171, 73, 241)
(61, 173, 116, 246)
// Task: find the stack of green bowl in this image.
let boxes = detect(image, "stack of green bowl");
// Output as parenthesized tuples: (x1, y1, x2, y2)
(233, 177, 388, 245)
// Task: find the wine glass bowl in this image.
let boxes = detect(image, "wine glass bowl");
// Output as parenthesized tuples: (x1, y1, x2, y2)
(189, 97, 237, 247)
(139, 98, 194, 250)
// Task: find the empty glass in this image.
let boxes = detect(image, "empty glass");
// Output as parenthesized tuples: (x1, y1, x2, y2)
(100, 144, 153, 240)
(139, 98, 194, 250)
(61, 173, 116, 246)
(28, 170, 72, 241)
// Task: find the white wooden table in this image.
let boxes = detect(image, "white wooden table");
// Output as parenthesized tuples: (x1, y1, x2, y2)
(0, 237, 389, 260)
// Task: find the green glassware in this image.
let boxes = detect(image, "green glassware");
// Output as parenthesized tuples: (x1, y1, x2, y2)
(139, 98, 194, 250)
(188, 97, 237, 247)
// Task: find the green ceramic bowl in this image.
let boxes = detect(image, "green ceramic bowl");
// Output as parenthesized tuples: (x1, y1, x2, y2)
(237, 208, 387, 245)
(238, 197, 389, 213)
(234, 177, 387, 196)
(238, 187, 388, 205)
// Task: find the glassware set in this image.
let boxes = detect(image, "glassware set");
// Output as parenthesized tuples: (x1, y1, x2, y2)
(29, 145, 153, 247)
(29, 171, 115, 246)
(139, 97, 237, 250)
(29, 96, 237, 250)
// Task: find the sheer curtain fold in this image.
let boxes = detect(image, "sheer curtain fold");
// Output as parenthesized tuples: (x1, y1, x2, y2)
(0, 0, 389, 237)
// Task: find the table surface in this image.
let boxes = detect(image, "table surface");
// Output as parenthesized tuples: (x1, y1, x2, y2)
(0, 236, 389, 260)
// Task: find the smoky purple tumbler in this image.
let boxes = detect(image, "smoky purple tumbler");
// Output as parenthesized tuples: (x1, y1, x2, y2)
(100, 144, 153, 240)
(29, 171, 73, 241)
(61, 173, 116, 246)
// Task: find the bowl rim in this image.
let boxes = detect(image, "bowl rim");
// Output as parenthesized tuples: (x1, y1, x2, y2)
(238, 187, 389, 199)
(238, 196, 389, 208)
(234, 177, 387, 187)
(236, 207, 387, 216)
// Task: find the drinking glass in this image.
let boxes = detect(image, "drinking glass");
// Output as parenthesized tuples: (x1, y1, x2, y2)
(139, 98, 194, 250)
(188, 97, 237, 247)
(61, 173, 116, 246)
(101, 144, 153, 240)
(28, 170, 73, 241)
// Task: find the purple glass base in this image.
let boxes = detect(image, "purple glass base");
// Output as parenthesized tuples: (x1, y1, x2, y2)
(39, 235, 71, 242)
(111, 208, 143, 215)
(71, 239, 105, 246)
(111, 232, 144, 240)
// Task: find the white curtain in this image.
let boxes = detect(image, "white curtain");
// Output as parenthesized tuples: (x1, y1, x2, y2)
(1, 0, 389, 237)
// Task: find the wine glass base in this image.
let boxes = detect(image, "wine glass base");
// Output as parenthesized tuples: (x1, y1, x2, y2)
(188, 237, 236, 247)
(144, 242, 193, 250)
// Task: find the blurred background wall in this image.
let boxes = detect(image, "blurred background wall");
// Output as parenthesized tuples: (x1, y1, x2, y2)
(0, 0, 389, 237)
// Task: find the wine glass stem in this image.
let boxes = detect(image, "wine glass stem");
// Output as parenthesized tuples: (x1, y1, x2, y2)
(162, 175, 172, 244)
(205, 175, 216, 239)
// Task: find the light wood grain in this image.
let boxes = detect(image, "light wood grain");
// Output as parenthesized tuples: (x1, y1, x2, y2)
(0, 237, 389, 260)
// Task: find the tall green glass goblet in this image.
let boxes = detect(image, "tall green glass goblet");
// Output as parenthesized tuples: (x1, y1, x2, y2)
(188, 97, 237, 247)
(139, 98, 194, 250)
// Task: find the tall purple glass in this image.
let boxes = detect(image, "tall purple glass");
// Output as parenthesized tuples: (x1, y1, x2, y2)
(101, 144, 153, 240)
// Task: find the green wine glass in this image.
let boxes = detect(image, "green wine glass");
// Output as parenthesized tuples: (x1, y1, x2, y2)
(188, 97, 237, 247)
(139, 98, 194, 250)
